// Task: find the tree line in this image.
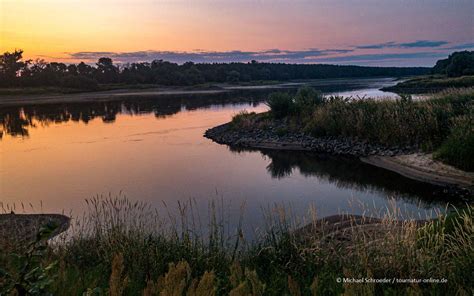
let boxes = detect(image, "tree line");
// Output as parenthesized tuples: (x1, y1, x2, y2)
(0, 49, 432, 90)
(432, 51, 474, 77)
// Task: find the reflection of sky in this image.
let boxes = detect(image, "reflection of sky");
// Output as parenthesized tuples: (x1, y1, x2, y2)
(1, 0, 472, 66)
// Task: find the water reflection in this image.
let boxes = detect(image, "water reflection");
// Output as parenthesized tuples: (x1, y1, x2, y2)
(0, 91, 266, 138)
(230, 148, 452, 207)
(0, 77, 399, 139)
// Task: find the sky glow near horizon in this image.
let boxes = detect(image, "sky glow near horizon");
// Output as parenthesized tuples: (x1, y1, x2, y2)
(1, 0, 473, 66)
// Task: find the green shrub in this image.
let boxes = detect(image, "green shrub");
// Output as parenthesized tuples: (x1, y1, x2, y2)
(266, 92, 295, 119)
(434, 111, 474, 171)
(266, 87, 324, 119)
(0, 222, 59, 295)
(293, 86, 324, 116)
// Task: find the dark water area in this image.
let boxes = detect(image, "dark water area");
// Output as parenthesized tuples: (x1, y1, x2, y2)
(0, 78, 449, 234)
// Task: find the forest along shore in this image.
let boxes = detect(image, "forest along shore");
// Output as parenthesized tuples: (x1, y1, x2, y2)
(205, 87, 474, 195)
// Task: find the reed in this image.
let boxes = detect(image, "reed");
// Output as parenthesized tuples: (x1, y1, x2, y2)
(2, 196, 471, 295)
(306, 88, 474, 147)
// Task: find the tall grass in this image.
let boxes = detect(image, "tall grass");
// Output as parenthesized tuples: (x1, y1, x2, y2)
(2, 196, 472, 295)
(434, 110, 474, 170)
(306, 89, 474, 147)
(53, 195, 244, 294)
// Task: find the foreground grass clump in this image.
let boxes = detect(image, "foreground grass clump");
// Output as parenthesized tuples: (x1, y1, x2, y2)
(234, 87, 474, 170)
(1, 197, 473, 295)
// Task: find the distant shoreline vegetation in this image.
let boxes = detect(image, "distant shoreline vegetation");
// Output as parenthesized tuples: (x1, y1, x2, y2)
(383, 51, 474, 93)
(382, 75, 474, 93)
(0, 50, 429, 92)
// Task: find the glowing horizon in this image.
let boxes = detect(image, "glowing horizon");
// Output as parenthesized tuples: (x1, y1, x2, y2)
(1, 0, 473, 66)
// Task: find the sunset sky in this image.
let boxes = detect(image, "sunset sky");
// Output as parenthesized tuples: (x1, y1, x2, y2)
(1, 0, 473, 66)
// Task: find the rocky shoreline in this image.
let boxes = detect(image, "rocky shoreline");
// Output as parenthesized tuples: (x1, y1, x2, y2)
(204, 122, 417, 157)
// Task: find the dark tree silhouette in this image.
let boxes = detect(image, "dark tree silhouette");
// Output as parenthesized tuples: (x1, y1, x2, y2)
(0, 50, 30, 86)
(432, 51, 474, 77)
(96, 57, 119, 83)
(1, 49, 452, 90)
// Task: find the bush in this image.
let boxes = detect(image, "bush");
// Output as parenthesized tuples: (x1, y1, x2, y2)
(294, 86, 324, 116)
(266, 87, 324, 119)
(266, 92, 295, 119)
(434, 111, 474, 171)
(0, 222, 59, 295)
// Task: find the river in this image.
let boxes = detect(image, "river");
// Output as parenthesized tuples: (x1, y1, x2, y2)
(0, 78, 447, 235)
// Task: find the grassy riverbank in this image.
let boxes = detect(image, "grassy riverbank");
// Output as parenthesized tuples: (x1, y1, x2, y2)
(231, 88, 474, 171)
(381, 75, 474, 93)
(1, 197, 473, 295)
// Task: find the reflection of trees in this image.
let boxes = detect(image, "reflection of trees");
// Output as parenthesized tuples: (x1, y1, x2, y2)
(0, 81, 390, 138)
(234, 148, 451, 207)
(0, 80, 389, 139)
(0, 90, 267, 138)
(0, 109, 34, 137)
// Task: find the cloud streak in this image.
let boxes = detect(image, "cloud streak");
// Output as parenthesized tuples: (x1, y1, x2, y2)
(68, 48, 353, 64)
(65, 40, 470, 66)
(356, 40, 449, 49)
(445, 42, 474, 50)
(313, 52, 447, 63)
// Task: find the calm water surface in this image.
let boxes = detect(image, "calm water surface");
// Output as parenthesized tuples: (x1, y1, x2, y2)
(0, 78, 447, 232)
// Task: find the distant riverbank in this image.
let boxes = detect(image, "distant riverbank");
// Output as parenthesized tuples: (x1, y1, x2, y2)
(0, 87, 229, 106)
(0, 77, 400, 106)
